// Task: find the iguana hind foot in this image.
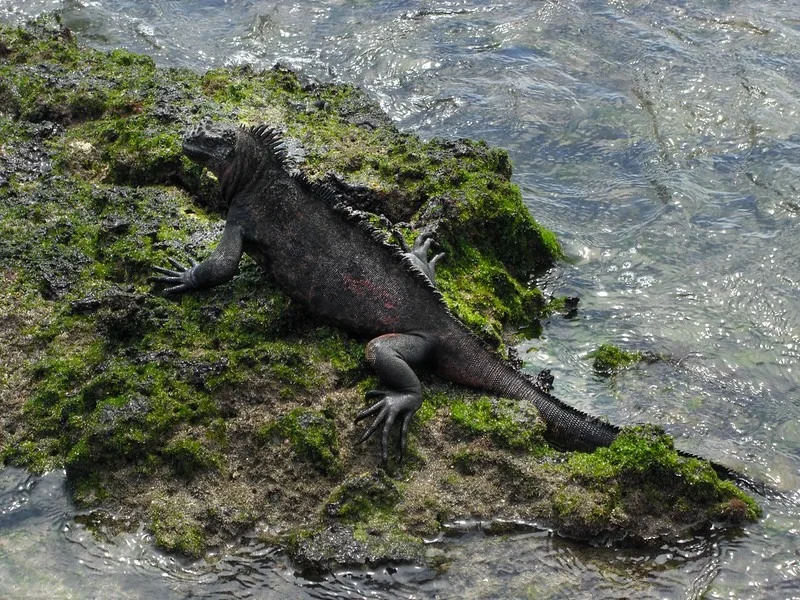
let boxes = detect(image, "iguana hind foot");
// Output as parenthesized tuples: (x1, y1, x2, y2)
(355, 389, 421, 463)
(354, 332, 432, 462)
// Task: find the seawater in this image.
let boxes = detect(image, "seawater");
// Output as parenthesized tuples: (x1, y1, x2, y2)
(1, 1, 799, 598)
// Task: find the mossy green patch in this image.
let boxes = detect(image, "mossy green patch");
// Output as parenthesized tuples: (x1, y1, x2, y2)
(324, 470, 401, 521)
(17, 349, 220, 482)
(557, 425, 761, 526)
(450, 396, 546, 452)
(312, 327, 366, 378)
(149, 495, 207, 558)
(162, 435, 223, 479)
(258, 408, 341, 475)
(415, 389, 453, 424)
(59, 117, 185, 185)
(589, 343, 644, 375)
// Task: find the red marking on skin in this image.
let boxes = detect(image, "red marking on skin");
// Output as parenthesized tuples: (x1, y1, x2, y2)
(342, 274, 400, 328)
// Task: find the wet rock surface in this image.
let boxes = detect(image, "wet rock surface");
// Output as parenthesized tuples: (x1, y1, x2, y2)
(0, 13, 758, 570)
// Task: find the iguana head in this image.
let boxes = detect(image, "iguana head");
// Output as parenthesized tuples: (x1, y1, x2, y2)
(182, 121, 238, 176)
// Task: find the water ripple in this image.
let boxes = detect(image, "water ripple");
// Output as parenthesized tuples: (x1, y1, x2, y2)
(3, 0, 800, 597)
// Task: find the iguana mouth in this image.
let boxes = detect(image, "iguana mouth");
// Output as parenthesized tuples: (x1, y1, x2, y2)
(181, 140, 206, 161)
(181, 123, 209, 158)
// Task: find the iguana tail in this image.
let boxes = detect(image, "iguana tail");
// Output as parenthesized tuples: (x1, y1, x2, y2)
(511, 369, 620, 452)
(525, 370, 777, 497)
(434, 335, 621, 451)
(433, 329, 774, 495)
(519, 370, 777, 496)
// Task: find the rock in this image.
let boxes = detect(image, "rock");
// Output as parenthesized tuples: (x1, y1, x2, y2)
(0, 13, 759, 571)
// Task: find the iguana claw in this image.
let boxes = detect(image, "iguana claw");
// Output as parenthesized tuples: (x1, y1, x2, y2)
(393, 230, 445, 285)
(354, 389, 421, 463)
(534, 368, 555, 393)
(150, 256, 199, 294)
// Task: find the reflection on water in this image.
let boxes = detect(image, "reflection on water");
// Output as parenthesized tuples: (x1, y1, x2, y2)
(2, 0, 800, 597)
(1, 468, 189, 599)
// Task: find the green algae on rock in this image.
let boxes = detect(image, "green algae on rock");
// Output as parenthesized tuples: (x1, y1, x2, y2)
(0, 14, 759, 567)
(589, 343, 650, 376)
(450, 395, 546, 453)
(553, 425, 760, 539)
(258, 407, 341, 476)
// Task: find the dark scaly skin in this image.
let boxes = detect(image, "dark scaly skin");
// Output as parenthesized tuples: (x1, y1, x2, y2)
(149, 122, 631, 462)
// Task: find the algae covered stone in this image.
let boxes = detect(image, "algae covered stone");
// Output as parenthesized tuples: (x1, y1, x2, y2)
(590, 343, 649, 375)
(0, 14, 759, 567)
(258, 407, 341, 475)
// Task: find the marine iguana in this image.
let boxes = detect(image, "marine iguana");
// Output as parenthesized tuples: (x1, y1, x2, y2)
(149, 121, 623, 461)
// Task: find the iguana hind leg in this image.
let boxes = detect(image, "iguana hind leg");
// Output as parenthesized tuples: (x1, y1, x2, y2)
(354, 332, 434, 463)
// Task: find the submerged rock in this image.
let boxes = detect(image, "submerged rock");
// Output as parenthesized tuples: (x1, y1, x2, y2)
(0, 13, 758, 570)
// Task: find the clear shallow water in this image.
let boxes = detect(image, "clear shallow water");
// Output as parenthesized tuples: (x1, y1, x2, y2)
(1, 0, 799, 598)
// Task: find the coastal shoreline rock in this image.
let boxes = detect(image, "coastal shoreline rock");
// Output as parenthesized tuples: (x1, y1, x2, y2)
(0, 13, 758, 570)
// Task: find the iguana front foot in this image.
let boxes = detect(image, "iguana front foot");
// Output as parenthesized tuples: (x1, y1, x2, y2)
(150, 256, 200, 294)
(354, 389, 422, 463)
(393, 230, 445, 285)
(151, 222, 245, 294)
